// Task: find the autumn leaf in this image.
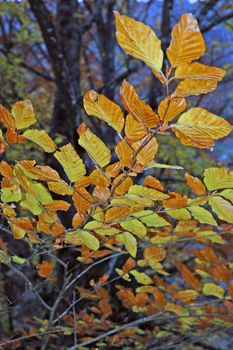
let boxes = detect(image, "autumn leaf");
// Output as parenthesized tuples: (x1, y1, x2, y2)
(158, 96, 186, 125)
(167, 13, 205, 67)
(172, 108, 232, 148)
(37, 260, 53, 278)
(209, 196, 233, 224)
(84, 90, 124, 132)
(23, 129, 57, 153)
(78, 123, 111, 168)
(54, 143, 86, 182)
(185, 173, 206, 195)
(115, 12, 163, 73)
(204, 167, 233, 191)
(11, 100, 37, 129)
(121, 80, 159, 129)
(203, 283, 224, 299)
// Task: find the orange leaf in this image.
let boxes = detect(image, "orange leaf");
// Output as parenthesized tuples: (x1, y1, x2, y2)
(120, 80, 159, 129)
(44, 200, 71, 212)
(0, 104, 16, 128)
(143, 176, 164, 192)
(125, 114, 147, 142)
(37, 261, 53, 278)
(185, 173, 206, 195)
(167, 13, 205, 67)
(115, 140, 133, 167)
(158, 97, 186, 126)
(162, 192, 187, 209)
(175, 261, 200, 291)
(93, 186, 110, 201)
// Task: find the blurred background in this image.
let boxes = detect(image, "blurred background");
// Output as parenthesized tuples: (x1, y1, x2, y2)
(0, 0, 232, 183)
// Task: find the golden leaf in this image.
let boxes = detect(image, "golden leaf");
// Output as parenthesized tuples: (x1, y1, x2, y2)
(23, 129, 57, 153)
(78, 123, 111, 168)
(175, 79, 219, 96)
(84, 90, 124, 132)
(115, 12, 163, 72)
(175, 62, 224, 80)
(167, 13, 205, 67)
(11, 100, 37, 129)
(158, 96, 186, 125)
(54, 143, 86, 182)
(172, 108, 232, 149)
(121, 81, 159, 129)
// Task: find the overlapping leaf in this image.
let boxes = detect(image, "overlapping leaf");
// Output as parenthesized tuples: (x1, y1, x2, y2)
(84, 90, 124, 132)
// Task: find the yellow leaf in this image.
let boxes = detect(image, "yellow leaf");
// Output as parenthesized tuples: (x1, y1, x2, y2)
(209, 196, 233, 224)
(167, 13, 205, 67)
(23, 129, 57, 153)
(166, 208, 191, 220)
(128, 185, 168, 201)
(78, 124, 111, 167)
(84, 90, 124, 132)
(111, 194, 154, 208)
(130, 270, 153, 285)
(175, 79, 218, 96)
(120, 219, 147, 238)
(203, 283, 224, 299)
(121, 81, 159, 129)
(185, 173, 206, 195)
(117, 231, 137, 257)
(11, 100, 36, 129)
(9, 223, 26, 239)
(204, 167, 233, 190)
(133, 210, 170, 227)
(188, 206, 217, 226)
(54, 143, 86, 182)
(158, 97, 186, 125)
(172, 108, 232, 149)
(219, 189, 233, 204)
(47, 181, 74, 196)
(115, 12, 163, 72)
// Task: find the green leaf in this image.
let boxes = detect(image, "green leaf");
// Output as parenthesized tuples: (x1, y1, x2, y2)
(166, 208, 191, 220)
(31, 183, 53, 205)
(130, 270, 153, 285)
(12, 256, 26, 265)
(20, 193, 43, 215)
(146, 161, 184, 170)
(188, 206, 217, 226)
(209, 196, 233, 224)
(23, 129, 57, 153)
(133, 210, 170, 227)
(65, 230, 100, 251)
(1, 186, 22, 203)
(120, 219, 147, 238)
(203, 283, 224, 299)
(219, 189, 233, 204)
